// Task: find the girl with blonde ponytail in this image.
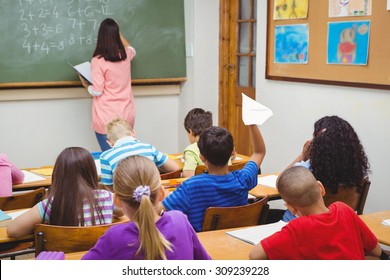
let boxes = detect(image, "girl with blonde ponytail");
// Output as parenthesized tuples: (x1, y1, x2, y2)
(83, 155, 211, 260)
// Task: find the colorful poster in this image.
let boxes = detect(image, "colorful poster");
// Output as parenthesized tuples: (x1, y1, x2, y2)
(329, 0, 372, 17)
(274, 24, 309, 64)
(327, 21, 370, 65)
(273, 0, 309, 20)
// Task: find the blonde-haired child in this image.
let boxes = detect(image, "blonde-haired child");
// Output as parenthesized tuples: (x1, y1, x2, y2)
(82, 155, 211, 260)
(100, 118, 180, 188)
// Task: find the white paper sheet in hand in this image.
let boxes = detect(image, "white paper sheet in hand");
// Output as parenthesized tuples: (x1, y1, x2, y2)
(242, 93, 273, 125)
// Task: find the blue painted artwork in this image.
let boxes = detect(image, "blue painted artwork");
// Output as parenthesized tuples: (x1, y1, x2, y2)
(327, 21, 370, 65)
(274, 24, 309, 64)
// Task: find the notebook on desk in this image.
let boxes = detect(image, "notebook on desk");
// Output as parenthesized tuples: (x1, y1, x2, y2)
(226, 220, 287, 245)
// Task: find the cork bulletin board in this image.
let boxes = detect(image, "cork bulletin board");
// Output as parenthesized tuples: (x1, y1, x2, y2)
(266, 0, 390, 89)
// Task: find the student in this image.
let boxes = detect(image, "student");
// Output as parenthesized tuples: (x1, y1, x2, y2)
(162, 124, 266, 232)
(249, 166, 385, 260)
(0, 153, 24, 197)
(82, 155, 211, 260)
(100, 118, 180, 188)
(283, 115, 370, 221)
(182, 108, 213, 177)
(79, 18, 136, 151)
(7, 147, 122, 238)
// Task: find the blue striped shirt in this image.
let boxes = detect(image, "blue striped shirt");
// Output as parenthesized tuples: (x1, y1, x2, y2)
(162, 161, 259, 232)
(100, 136, 168, 186)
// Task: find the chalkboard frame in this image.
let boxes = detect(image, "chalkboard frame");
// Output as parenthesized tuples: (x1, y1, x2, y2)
(0, 0, 187, 89)
(265, 0, 390, 90)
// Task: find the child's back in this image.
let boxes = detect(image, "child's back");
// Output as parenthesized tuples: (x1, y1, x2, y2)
(82, 155, 211, 260)
(163, 124, 266, 231)
(0, 153, 24, 197)
(100, 118, 179, 187)
(182, 108, 213, 178)
(250, 166, 382, 260)
(7, 147, 118, 238)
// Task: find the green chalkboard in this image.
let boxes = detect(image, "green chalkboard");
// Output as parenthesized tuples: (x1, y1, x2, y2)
(0, 0, 186, 88)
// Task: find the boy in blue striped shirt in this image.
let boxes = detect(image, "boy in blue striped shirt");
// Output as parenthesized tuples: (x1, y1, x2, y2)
(162, 124, 266, 232)
(100, 118, 180, 188)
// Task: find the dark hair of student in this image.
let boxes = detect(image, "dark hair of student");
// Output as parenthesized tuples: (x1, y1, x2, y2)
(198, 126, 234, 167)
(44, 147, 104, 226)
(184, 108, 213, 136)
(310, 115, 370, 194)
(93, 18, 127, 62)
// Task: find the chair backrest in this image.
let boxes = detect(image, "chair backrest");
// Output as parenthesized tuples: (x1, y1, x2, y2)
(201, 196, 269, 231)
(0, 187, 46, 211)
(195, 162, 247, 175)
(160, 169, 182, 180)
(34, 220, 127, 256)
(323, 178, 371, 215)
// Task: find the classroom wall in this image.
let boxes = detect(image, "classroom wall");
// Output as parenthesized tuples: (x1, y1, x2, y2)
(256, 1, 390, 213)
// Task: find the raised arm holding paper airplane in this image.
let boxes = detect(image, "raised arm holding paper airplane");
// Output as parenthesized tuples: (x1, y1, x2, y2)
(241, 93, 273, 167)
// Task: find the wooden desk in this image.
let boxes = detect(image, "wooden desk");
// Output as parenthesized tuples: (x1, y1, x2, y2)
(12, 167, 52, 192)
(197, 227, 252, 260)
(63, 226, 253, 260)
(168, 153, 251, 170)
(360, 210, 390, 246)
(250, 174, 280, 200)
(0, 227, 34, 246)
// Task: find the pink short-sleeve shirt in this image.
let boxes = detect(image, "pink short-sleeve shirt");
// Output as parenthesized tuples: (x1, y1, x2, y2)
(90, 46, 136, 134)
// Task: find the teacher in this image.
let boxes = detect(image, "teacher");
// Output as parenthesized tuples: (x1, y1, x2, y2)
(79, 18, 136, 151)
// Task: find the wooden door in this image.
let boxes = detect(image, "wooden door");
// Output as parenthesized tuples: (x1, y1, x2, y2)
(219, 0, 257, 156)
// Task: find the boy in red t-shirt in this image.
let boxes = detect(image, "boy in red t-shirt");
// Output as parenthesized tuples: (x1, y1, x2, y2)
(250, 166, 387, 260)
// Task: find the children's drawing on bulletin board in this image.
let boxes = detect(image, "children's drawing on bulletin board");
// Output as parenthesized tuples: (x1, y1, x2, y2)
(329, 0, 372, 17)
(273, 0, 309, 20)
(327, 21, 370, 65)
(274, 24, 309, 64)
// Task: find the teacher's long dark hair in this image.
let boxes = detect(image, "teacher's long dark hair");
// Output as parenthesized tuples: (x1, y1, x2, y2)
(93, 18, 127, 62)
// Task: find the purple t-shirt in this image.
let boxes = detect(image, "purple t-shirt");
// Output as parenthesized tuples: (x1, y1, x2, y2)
(82, 210, 211, 260)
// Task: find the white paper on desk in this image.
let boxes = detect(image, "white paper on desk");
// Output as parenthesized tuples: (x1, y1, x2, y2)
(257, 174, 278, 188)
(242, 93, 273, 125)
(94, 159, 102, 176)
(21, 170, 46, 183)
(381, 219, 390, 226)
(226, 220, 287, 245)
(7, 209, 29, 220)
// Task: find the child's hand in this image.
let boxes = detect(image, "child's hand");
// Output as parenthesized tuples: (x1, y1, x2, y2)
(301, 140, 312, 161)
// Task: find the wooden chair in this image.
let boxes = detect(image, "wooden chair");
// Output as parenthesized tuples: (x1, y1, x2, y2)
(195, 161, 247, 175)
(0, 187, 46, 211)
(323, 178, 371, 215)
(201, 196, 269, 231)
(160, 169, 182, 180)
(34, 220, 127, 256)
